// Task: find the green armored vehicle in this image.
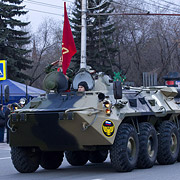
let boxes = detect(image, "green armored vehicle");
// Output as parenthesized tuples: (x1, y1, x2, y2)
(9, 69, 180, 173)
(9, 0, 180, 173)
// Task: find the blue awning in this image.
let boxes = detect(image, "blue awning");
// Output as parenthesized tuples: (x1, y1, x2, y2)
(0, 79, 45, 104)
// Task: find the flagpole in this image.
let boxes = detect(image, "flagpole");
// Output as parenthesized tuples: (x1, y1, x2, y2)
(80, 0, 87, 69)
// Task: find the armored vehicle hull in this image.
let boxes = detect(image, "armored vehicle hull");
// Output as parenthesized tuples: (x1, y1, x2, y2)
(9, 72, 180, 173)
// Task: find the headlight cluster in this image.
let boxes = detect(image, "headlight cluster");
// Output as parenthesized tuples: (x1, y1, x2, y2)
(103, 100, 112, 116)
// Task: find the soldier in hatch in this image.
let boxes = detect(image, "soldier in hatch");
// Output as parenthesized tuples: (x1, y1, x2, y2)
(78, 81, 89, 92)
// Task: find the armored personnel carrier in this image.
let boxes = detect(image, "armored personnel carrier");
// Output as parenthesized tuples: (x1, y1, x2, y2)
(8, 0, 180, 173)
(9, 69, 180, 173)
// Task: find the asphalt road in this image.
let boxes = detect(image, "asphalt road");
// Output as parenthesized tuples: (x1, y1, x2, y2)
(0, 143, 180, 180)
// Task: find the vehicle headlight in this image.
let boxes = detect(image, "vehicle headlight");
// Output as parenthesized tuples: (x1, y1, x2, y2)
(103, 100, 111, 116)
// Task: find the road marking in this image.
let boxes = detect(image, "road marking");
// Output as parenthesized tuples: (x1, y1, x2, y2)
(0, 157, 11, 160)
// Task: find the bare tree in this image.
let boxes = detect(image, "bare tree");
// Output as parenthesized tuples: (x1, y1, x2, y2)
(111, 0, 180, 86)
(25, 18, 63, 88)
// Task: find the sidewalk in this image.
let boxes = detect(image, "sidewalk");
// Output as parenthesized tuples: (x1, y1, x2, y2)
(0, 143, 10, 150)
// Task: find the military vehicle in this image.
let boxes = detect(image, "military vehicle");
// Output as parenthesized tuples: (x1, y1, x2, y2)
(8, 69, 180, 173)
(163, 71, 180, 99)
(8, 0, 180, 173)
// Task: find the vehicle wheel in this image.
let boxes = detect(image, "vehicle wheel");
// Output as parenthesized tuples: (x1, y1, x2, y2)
(157, 121, 179, 165)
(65, 151, 89, 166)
(89, 150, 108, 163)
(177, 119, 180, 162)
(110, 123, 139, 172)
(177, 129, 180, 162)
(11, 147, 40, 173)
(137, 122, 158, 169)
(40, 151, 64, 169)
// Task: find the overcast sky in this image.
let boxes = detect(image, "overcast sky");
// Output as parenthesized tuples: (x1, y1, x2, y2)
(20, 0, 180, 32)
(21, 0, 74, 32)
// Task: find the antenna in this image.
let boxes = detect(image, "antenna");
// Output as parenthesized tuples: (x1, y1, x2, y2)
(80, 0, 87, 69)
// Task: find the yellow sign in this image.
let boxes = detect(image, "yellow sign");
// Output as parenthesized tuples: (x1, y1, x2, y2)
(0, 60, 7, 80)
(102, 119, 115, 137)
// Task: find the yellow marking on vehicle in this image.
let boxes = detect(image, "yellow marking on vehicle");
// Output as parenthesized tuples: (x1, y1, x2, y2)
(102, 119, 115, 137)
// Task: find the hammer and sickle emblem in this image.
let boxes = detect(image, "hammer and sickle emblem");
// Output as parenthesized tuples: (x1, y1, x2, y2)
(62, 43, 69, 55)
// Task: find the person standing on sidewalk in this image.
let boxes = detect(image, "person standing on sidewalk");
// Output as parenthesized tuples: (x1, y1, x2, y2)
(5, 104, 11, 143)
(0, 104, 5, 142)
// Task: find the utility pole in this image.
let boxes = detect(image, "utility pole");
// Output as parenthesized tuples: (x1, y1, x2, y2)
(80, 0, 87, 69)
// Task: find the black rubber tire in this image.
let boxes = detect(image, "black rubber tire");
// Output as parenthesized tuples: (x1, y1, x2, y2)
(157, 121, 179, 165)
(137, 122, 158, 169)
(65, 151, 89, 166)
(177, 129, 180, 162)
(177, 119, 180, 162)
(110, 123, 139, 172)
(11, 147, 40, 173)
(40, 151, 64, 170)
(89, 150, 108, 163)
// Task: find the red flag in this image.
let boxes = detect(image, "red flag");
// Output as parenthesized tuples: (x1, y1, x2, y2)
(62, 2, 77, 75)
